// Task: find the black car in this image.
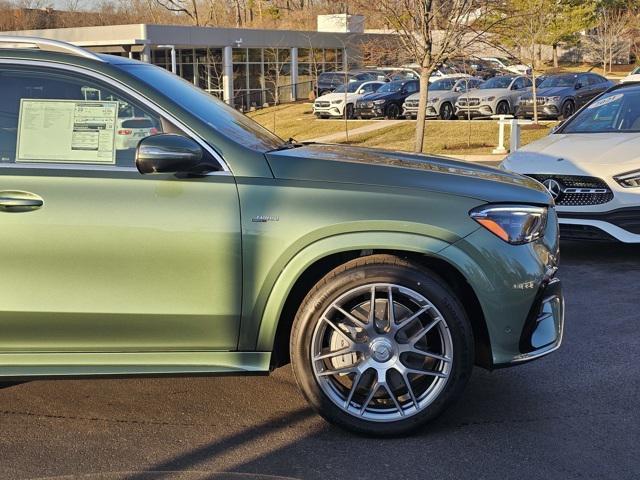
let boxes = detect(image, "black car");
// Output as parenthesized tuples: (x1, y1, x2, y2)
(315, 70, 386, 96)
(517, 72, 614, 119)
(354, 79, 420, 119)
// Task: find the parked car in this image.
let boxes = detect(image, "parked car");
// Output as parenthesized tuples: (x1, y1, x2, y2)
(502, 82, 640, 242)
(621, 65, 640, 83)
(354, 79, 420, 119)
(402, 77, 484, 120)
(517, 72, 614, 119)
(482, 57, 531, 75)
(376, 67, 420, 81)
(313, 80, 385, 119)
(114, 116, 159, 149)
(315, 70, 383, 96)
(455, 75, 532, 118)
(0, 36, 564, 437)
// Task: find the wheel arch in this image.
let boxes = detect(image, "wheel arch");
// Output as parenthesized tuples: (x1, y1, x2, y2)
(261, 237, 492, 371)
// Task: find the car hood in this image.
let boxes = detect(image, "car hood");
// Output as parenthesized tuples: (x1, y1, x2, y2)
(266, 144, 551, 205)
(359, 91, 396, 101)
(458, 88, 507, 99)
(405, 91, 454, 102)
(503, 132, 640, 173)
(316, 92, 360, 102)
(521, 86, 572, 99)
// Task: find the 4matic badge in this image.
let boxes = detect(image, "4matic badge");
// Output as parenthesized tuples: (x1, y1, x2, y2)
(252, 215, 280, 223)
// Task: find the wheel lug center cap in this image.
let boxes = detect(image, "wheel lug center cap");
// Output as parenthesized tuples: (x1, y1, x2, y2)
(370, 338, 394, 362)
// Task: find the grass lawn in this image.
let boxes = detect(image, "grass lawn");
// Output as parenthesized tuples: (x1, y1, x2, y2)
(246, 102, 376, 141)
(345, 121, 554, 154)
(248, 102, 555, 155)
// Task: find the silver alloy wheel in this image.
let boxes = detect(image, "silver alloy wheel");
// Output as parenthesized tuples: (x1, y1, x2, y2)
(311, 283, 453, 422)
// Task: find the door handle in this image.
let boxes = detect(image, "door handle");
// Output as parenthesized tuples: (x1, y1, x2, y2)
(0, 191, 44, 212)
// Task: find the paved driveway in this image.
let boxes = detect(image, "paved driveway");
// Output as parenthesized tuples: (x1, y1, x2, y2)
(1, 242, 638, 480)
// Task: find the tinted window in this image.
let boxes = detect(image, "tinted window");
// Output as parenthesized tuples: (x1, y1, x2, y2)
(0, 67, 166, 167)
(431, 79, 457, 91)
(539, 75, 576, 88)
(479, 76, 514, 89)
(405, 82, 419, 94)
(123, 64, 283, 152)
(377, 81, 405, 93)
(562, 87, 640, 133)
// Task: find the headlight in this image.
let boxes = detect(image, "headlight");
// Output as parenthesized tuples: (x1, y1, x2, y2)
(331, 99, 344, 104)
(614, 169, 640, 187)
(373, 100, 386, 105)
(429, 97, 439, 103)
(482, 96, 496, 102)
(545, 96, 561, 104)
(470, 204, 548, 245)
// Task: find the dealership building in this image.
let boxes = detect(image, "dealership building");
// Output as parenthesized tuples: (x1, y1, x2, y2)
(4, 17, 383, 107)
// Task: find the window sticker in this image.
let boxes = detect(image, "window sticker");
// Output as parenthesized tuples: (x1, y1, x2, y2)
(587, 94, 623, 110)
(16, 99, 118, 164)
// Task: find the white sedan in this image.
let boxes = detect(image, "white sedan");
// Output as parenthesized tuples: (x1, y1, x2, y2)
(313, 81, 385, 119)
(621, 66, 640, 83)
(501, 82, 640, 242)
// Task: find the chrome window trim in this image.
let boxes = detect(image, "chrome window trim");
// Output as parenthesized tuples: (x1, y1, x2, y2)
(0, 58, 232, 175)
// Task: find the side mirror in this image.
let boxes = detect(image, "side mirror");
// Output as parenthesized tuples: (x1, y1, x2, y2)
(136, 134, 204, 174)
(575, 83, 582, 90)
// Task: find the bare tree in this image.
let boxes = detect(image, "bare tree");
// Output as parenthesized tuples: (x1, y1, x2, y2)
(362, 0, 503, 153)
(592, 5, 634, 73)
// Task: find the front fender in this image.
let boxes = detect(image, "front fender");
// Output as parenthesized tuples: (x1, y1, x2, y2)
(254, 231, 452, 352)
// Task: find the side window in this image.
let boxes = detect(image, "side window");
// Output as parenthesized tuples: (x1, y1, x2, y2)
(522, 77, 533, 87)
(0, 67, 171, 168)
(405, 82, 419, 94)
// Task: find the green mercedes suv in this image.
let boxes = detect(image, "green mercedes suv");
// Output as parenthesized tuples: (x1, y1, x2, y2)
(0, 37, 564, 436)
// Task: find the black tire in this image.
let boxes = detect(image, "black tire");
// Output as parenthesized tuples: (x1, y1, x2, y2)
(496, 100, 510, 115)
(290, 254, 474, 436)
(439, 102, 455, 120)
(385, 104, 400, 120)
(559, 99, 575, 120)
(344, 103, 354, 120)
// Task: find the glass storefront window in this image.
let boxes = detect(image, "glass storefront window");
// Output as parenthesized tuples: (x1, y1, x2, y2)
(233, 48, 247, 62)
(248, 48, 262, 62)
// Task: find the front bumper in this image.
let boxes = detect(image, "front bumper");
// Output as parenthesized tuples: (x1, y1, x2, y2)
(439, 207, 563, 368)
(455, 104, 494, 117)
(517, 103, 560, 118)
(313, 105, 344, 117)
(512, 278, 564, 364)
(558, 207, 640, 243)
(354, 105, 385, 118)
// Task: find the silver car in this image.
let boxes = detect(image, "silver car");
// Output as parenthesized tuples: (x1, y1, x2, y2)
(456, 75, 532, 118)
(402, 77, 484, 120)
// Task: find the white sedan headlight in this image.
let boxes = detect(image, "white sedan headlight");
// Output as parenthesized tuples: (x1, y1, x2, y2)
(331, 99, 344, 105)
(470, 204, 548, 245)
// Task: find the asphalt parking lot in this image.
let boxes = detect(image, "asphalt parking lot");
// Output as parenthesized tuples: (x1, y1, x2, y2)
(1, 241, 638, 480)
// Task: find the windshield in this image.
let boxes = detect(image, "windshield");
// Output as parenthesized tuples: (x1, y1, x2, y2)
(499, 57, 515, 66)
(479, 76, 513, 89)
(377, 81, 405, 93)
(632, 66, 640, 75)
(121, 64, 284, 152)
(540, 75, 577, 88)
(430, 79, 457, 91)
(334, 82, 363, 93)
(562, 87, 640, 133)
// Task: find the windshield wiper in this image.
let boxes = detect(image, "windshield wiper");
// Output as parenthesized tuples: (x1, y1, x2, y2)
(269, 137, 306, 152)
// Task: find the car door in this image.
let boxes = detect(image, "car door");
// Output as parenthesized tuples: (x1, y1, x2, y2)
(587, 74, 609, 99)
(0, 64, 242, 353)
(574, 74, 594, 107)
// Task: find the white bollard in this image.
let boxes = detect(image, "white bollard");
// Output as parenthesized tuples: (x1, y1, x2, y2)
(491, 114, 512, 154)
(510, 119, 521, 152)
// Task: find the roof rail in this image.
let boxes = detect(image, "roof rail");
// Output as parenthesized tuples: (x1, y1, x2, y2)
(0, 35, 105, 62)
